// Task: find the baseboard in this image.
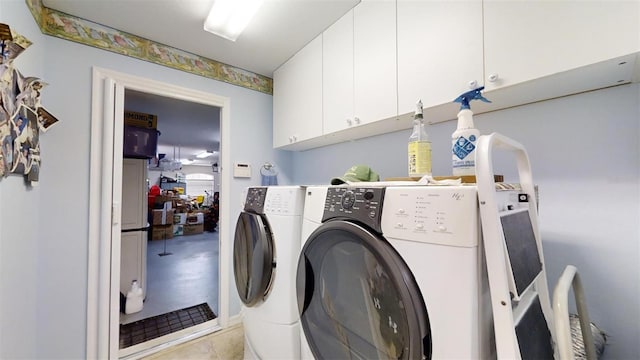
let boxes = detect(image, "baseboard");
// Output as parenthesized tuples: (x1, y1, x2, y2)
(228, 314, 242, 327)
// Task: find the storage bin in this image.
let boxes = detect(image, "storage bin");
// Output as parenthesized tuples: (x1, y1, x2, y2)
(123, 125, 158, 159)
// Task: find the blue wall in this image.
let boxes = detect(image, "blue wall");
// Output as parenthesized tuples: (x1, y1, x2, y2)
(0, 1, 46, 358)
(292, 83, 640, 359)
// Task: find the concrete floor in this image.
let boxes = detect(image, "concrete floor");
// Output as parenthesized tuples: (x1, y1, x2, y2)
(121, 230, 220, 325)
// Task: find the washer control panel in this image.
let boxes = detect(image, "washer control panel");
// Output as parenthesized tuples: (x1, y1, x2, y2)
(264, 187, 304, 216)
(244, 187, 267, 214)
(323, 187, 385, 233)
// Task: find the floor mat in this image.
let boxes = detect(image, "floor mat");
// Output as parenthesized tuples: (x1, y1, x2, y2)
(120, 303, 216, 349)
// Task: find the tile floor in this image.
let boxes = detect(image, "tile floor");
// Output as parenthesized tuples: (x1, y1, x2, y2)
(143, 324, 244, 360)
(121, 230, 220, 325)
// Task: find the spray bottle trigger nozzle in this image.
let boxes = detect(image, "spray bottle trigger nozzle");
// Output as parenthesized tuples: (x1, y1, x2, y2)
(454, 86, 491, 110)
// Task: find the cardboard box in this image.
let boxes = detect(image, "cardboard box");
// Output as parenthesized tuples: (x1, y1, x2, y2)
(152, 224, 173, 240)
(175, 203, 187, 213)
(124, 110, 157, 129)
(152, 209, 174, 225)
(183, 223, 204, 235)
(154, 196, 175, 207)
(186, 212, 205, 224)
(173, 213, 187, 225)
(384, 175, 504, 183)
(173, 224, 184, 236)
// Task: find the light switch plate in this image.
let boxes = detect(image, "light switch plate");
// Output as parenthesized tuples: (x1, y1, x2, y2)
(233, 163, 251, 178)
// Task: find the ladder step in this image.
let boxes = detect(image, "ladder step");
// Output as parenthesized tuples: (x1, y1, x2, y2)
(501, 208, 543, 300)
(515, 296, 554, 360)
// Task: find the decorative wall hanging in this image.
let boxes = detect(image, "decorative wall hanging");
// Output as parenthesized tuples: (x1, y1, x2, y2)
(0, 23, 59, 186)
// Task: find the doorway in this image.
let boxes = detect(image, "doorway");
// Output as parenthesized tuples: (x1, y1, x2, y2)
(118, 89, 221, 351)
(87, 67, 232, 359)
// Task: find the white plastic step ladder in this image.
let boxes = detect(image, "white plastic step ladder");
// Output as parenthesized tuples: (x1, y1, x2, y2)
(475, 133, 597, 360)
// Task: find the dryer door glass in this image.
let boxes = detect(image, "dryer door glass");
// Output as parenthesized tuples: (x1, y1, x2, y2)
(233, 212, 274, 306)
(297, 221, 431, 360)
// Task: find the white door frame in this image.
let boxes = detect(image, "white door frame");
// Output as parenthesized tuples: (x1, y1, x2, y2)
(87, 67, 232, 359)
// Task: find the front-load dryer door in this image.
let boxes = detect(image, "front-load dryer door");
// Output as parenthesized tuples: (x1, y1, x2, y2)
(234, 211, 275, 307)
(297, 220, 432, 360)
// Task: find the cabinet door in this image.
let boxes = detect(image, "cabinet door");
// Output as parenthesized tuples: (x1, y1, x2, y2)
(397, 0, 483, 116)
(353, 0, 397, 125)
(122, 158, 147, 229)
(323, 9, 355, 135)
(484, 0, 640, 91)
(273, 34, 323, 148)
(120, 231, 146, 297)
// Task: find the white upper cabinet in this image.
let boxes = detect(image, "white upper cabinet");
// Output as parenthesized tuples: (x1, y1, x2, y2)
(323, 1, 397, 134)
(397, 0, 484, 116)
(353, 0, 398, 125)
(323, 9, 355, 135)
(483, 0, 640, 91)
(273, 0, 639, 150)
(273, 34, 323, 148)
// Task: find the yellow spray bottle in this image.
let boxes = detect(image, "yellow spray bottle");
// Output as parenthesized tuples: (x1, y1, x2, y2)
(408, 100, 432, 177)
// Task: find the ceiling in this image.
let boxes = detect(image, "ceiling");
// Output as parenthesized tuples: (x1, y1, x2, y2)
(42, 0, 360, 77)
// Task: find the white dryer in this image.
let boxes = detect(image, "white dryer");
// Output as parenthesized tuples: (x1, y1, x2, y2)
(296, 184, 531, 359)
(297, 186, 329, 360)
(234, 186, 305, 359)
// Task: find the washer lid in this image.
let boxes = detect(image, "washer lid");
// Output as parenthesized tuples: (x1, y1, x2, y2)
(233, 211, 275, 306)
(297, 220, 431, 360)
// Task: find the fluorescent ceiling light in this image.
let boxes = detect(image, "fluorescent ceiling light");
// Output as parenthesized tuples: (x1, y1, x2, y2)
(204, 0, 264, 41)
(180, 159, 195, 165)
(196, 150, 215, 159)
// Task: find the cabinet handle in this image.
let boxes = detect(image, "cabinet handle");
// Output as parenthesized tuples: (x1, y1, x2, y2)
(288, 136, 294, 143)
(346, 118, 353, 126)
(354, 117, 360, 125)
(468, 80, 478, 89)
(488, 73, 500, 83)
(292, 135, 298, 142)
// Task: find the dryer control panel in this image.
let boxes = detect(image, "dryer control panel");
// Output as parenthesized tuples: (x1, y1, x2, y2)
(244, 187, 267, 214)
(381, 186, 479, 247)
(323, 187, 385, 233)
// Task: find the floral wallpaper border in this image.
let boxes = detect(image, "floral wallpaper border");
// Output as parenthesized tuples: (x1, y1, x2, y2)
(25, 0, 273, 95)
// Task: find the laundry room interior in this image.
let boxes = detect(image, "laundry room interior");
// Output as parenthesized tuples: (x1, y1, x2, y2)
(0, 1, 638, 360)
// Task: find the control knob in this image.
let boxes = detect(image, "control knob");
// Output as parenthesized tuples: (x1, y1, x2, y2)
(341, 191, 356, 210)
(363, 190, 374, 200)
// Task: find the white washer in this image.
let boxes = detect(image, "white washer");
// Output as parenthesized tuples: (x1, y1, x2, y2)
(234, 186, 305, 359)
(297, 185, 528, 359)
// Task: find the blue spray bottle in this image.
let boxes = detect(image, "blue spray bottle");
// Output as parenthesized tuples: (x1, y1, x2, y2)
(451, 87, 491, 176)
